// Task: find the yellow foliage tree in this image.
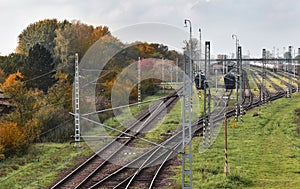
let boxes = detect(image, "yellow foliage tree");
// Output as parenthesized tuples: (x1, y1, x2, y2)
(0, 121, 26, 156)
(1, 71, 23, 88)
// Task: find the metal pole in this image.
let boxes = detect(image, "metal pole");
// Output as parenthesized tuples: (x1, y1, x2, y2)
(176, 58, 179, 83)
(182, 19, 193, 189)
(199, 28, 202, 73)
(288, 46, 292, 98)
(138, 57, 141, 108)
(232, 34, 239, 122)
(223, 56, 225, 74)
(171, 63, 173, 84)
(198, 28, 202, 89)
(238, 46, 243, 122)
(74, 53, 81, 147)
(162, 58, 165, 94)
(215, 69, 218, 92)
(203, 42, 207, 146)
(203, 41, 211, 146)
(262, 49, 267, 102)
(225, 55, 228, 74)
(207, 42, 211, 145)
(224, 113, 229, 176)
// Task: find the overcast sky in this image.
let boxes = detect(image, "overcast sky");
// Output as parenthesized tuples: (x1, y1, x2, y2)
(1, 0, 300, 57)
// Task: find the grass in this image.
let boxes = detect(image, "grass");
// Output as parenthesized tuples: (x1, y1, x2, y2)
(267, 75, 288, 89)
(143, 98, 182, 144)
(0, 142, 93, 189)
(173, 93, 300, 188)
(140, 87, 204, 147)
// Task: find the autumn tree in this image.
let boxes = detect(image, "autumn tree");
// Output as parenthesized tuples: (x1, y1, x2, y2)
(0, 121, 26, 157)
(54, 20, 109, 77)
(1, 71, 43, 125)
(38, 72, 73, 142)
(0, 72, 44, 157)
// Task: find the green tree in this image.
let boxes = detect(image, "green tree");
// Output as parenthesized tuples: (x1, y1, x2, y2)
(0, 53, 26, 76)
(17, 19, 59, 55)
(23, 44, 56, 92)
(38, 72, 73, 142)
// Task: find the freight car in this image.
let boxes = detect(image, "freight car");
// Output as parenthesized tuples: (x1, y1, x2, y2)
(224, 72, 236, 90)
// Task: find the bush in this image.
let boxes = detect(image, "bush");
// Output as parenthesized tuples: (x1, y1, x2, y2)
(0, 121, 28, 157)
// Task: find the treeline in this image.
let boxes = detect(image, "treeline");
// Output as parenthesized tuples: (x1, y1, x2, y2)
(0, 19, 182, 159)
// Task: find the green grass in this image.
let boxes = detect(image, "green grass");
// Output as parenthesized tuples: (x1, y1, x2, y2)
(267, 75, 288, 89)
(173, 93, 300, 188)
(276, 73, 298, 86)
(143, 98, 182, 144)
(247, 70, 260, 96)
(0, 142, 93, 189)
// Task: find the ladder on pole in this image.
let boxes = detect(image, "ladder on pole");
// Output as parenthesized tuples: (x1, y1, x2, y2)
(182, 50, 193, 189)
(74, 53, 81, 147)
(238, 46, 244, 122)
(138, 57, 141, 108)
(203, 42, 211, 147)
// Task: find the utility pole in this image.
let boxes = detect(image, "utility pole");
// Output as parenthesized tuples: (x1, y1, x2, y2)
(288, 46, 292, 98)
(198, 28, 202, 90)
(170, 63, 173, 84)
(199, 28, 202, 72)
(182, 19, 193, 189)
(215, 69, 218, 92)
(138, 57, 141, 108)
(262, 49, 267, 103)
(232, 34, 239, 122)
(203, 41, 211, 146)
(74, 53, 81, 148)
(224, 113, 229, 176)
(207, 42, 212, 145)
(176, 58, 179, 83)
(298, 48, 300, 92)
(238, 46, 243, 122)
(162, 58, 165, 94)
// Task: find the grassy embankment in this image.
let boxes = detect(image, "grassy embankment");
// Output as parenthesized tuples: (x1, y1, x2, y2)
(0, 143, 93, 189)
(172, 93, 300, 188)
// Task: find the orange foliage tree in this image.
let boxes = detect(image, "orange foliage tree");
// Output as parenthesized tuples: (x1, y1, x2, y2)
(0, 121, 26, 158)
(0, 72, 43, 157)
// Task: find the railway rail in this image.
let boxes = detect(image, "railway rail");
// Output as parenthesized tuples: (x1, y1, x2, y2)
(51, 70, 297, 189)
(50, 90, 181, 189)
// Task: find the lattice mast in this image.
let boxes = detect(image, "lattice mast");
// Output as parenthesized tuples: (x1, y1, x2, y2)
(262, 49, 267, 103)
(74, 53, 81, 147)
(181, 38, 193, 189)
(238, 46, 244, 122)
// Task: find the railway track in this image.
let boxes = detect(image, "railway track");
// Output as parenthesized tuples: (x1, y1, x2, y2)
(97, 90, 233, 188)
(50, 90, 181, 189)
(51, 70, 297, 188)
